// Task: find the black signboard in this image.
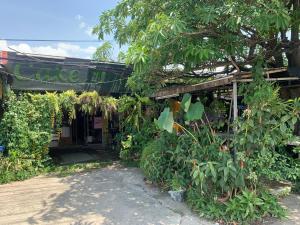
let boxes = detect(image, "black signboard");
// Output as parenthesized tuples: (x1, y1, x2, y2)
(0, 51, 131, 94)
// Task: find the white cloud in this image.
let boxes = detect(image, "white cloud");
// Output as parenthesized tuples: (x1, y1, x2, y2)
(75, 14, 83, 21)
(75, 14, 96, 38)
(32, 45, 69, 57)
(57, 43, 81, 52)
(85, 26, 94, 37)
(83, 46, 97, 54)
(0, 40, 96, 59)
(79, 21, 86, 29)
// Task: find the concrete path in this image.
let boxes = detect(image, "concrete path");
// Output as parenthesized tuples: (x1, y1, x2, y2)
(0, 163, 212, 225)
(0, 163, 299, 225)
(264, 194, 300, 225)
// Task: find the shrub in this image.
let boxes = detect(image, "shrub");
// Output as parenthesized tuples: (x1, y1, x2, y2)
(225, 190, 286, 223)
(119, 120, 157, 161)
(187, 188, 286, 224)
(140, 139, 167, 182)
(0, 155, 49, 184)
(0, 91, 56, 183)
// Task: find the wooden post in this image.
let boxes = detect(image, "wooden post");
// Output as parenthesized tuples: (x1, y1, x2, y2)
(233, 81, 238, 120)
(232, 81, 238, 162)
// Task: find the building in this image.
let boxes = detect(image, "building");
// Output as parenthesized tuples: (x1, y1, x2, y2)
(0, 50, 132, 150)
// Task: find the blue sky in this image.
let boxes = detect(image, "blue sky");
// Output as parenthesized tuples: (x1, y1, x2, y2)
(0, 0, 121, 59)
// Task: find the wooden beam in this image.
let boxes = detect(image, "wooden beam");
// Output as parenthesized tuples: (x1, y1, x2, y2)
(154, 67, 288, 99)
(154, 76, 233, 99)
(237, 77, 299, 82)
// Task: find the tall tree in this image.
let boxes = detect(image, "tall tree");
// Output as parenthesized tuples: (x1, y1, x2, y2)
(92, 41, 113, 62)
(94, 0, 300, 92)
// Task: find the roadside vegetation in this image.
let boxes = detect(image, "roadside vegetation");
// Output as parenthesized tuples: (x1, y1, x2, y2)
(0, 0, 300, 224)
(92, 0, 300, 223)
(0, 90, 117, 184)
(116, 71, 300, 224)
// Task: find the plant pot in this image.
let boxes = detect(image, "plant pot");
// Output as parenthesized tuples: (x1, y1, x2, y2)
(168, 189, 185, 202)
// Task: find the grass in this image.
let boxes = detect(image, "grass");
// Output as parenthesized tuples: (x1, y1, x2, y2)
(0, 158, 114, 185)
(119, 160, 140, 168)
(48, 160, 113, 177)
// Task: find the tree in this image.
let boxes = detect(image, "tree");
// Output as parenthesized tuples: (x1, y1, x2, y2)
(92, 41, 113, 62)
(94, 0, 300, 92)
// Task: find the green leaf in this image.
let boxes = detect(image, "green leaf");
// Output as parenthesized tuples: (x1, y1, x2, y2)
(155, 107, 174, 133)
(181, 93, 192, 112)
(280, 124, 287, 133)
(224, 167, 229, 183)
(208, 162, 217, 180)
(185, 101, 204, 121)
(292, 117, 297, 125)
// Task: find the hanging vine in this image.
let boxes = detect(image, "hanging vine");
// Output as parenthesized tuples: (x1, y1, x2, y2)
(78, 91, 102, 115)
(59, 90, 78, 124)
(101, 96, 118, 119)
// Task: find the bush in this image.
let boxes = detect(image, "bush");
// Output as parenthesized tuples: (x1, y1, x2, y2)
(140, 131, 178, 182)
(0, 156, 49, 184)
(119, 120, 158, 161)
(140, 140, 167, 182)
(187, 188, 286, 224)
(0, 91, 56, 184)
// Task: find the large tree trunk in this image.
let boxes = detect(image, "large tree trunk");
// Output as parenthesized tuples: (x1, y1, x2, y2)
(288, 0, 300, 68)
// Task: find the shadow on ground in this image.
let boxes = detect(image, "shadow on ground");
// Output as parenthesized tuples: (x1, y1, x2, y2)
(25, 164, 206, 225)
(49, 147, 119, 165)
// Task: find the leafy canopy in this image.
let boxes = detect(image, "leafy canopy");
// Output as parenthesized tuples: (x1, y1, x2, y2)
(94, 0, 300, 92)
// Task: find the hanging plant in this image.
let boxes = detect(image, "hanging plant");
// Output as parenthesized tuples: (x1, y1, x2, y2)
(78, 91, 101, 115)
(118, 94, 152, 131)
(101, 96, 118, 119)
(59, 90, 78, 124)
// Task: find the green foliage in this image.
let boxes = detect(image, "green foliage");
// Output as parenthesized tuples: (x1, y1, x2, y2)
(60, 90, 118, 120)
(118, 94, 153, 131)
(186, 188, 226, 220)
(154, 107, 174, 133)
(59, 90, 78, 123)
(140, 139, 168, 182)
(153, 95, 244, 195)
(92, 41, 113, 62)
(267, 149, 300, 182)
(145, 78, 297, 223)
(0, 92, 53, 160)
(94, 0, 299, 92)
(78, 91, 101, 115)
(233, 71, 300, 182)
(185, 102, 204, 122)
(155, 93, 204, 135)
(0, 91, 57, 184)
(180, 93, 191, 112)
(119, 120, 157, 161)
(117, 94, 157, 161)
(169, 173, 185, 191)
(119, 135, 134, 161)
(140, 131, 178, 182)
(0, 157, 47, 184)
(101, 96, 118, 119)
(0, 90, 122, 184)
(226, 190, 286, 223)
(191, 152, 246, 194)
(187, 188, 286, 224)
(48, 161, 112, 177)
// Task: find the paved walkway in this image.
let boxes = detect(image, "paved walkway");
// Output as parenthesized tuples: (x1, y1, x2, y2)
(0, 163, 298, 225)
(0, 163, 212, 225)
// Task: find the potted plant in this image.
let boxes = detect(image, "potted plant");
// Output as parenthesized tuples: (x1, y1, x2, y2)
(168, 174, 186, 202)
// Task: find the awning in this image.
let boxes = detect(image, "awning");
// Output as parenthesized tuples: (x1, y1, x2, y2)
(0, 51, 132, 94)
